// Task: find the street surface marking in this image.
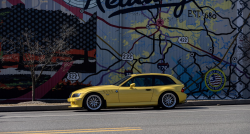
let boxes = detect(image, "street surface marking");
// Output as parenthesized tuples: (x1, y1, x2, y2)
(1, 108, 250, 119)
(0, 127, 142, 134)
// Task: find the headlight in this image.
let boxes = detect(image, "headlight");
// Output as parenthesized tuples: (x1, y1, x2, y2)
(72, 93, 81, 97)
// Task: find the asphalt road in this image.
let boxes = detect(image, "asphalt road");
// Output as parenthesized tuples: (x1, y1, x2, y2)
(0, 105, 250, 134)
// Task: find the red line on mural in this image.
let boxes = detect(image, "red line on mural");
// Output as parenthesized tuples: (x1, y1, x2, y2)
(83, 11, 146, 30)
(187, 43, 222, 61)
(128, 27, 160, 53)
(4, 0, 115, 101)
(161, 24, 222, 61)
(3, 1, 75, 101)
(53, 0, 150, 30)
(7, 0, 23, 5)
(53, 0, 83, 19)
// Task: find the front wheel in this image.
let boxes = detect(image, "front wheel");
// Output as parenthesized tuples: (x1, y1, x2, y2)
(160, 92, 177, 109)
(83, 94, 103, 111)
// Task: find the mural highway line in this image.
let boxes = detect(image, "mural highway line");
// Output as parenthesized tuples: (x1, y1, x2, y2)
(186, 13, 250, 89)
(56, 0, 143, 76)
(79, 18, 142, 74)
(1, 0, 250, 100)
(133, 2, 248, 79)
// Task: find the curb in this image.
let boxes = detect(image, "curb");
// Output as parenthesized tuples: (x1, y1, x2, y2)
(0, 100, 250, 112)
(0, 105, 80, 112)
(180, 99, 250, 106)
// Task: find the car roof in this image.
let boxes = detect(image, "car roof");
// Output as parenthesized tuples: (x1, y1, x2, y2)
(128, 73, 182, 84)
(130, 73, 172, 77)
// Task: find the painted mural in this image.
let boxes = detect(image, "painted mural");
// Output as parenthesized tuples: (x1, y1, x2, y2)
(0, 0, 249, 102)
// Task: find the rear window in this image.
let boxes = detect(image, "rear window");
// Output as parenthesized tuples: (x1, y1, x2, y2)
(154, 76, 176, 86)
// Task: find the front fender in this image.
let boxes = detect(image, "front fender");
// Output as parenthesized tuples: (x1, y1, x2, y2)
(68, 90, 105, 108)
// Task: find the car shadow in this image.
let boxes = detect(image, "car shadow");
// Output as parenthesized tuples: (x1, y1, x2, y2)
(73, 106, 208, 112)
(175, 106, 209, 110)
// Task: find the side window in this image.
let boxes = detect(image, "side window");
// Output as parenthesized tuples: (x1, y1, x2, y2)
(134, 76, 153, 87)
(154, 76, 176, 86)
(122, 78, 134, 87)
(122, 76, 153, 87)
(155, 78, 165, 85)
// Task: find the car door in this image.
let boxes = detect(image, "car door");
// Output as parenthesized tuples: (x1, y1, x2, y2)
(118, 76, 154, 103)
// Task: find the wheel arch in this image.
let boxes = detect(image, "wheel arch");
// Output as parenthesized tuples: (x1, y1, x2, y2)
(82, 92, 107, 108)
(158, 90, 179, 105)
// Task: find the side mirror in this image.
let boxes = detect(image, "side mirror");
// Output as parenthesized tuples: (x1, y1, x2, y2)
(130, 83, 135, 89)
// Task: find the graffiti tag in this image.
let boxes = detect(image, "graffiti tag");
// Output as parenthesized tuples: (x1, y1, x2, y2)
(83, 0, 194, 18)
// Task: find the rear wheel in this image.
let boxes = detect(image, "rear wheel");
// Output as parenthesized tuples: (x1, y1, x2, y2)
(160, 92, 177, 109)
(83, 94, 103, 111)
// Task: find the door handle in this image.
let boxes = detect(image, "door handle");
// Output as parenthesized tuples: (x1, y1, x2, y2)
(146, 89, 151, 91)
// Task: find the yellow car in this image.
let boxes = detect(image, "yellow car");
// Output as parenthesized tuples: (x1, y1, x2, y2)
(68, 73, 187, 111)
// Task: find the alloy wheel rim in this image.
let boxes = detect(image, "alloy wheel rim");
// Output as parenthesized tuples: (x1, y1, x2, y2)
(86, 95, 102, 110)
(162, 93, 176, 108)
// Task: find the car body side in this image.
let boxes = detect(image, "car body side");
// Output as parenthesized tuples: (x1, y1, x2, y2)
(67, 74, 187, 108)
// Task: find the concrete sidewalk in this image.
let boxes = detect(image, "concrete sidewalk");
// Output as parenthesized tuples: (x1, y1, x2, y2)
(0, 99, 250, 112)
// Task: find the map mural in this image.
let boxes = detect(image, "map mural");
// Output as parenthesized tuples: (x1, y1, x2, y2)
(0, 0, 249, 102)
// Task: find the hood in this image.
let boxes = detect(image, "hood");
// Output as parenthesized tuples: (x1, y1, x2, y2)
(73, 85, 118, 93)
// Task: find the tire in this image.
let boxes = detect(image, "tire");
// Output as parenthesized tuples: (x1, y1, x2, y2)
(159, 92, 177, 109)
(83, 93, 103, 111)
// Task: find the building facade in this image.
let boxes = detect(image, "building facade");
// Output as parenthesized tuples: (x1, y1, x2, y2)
(0, 0, 249, 102)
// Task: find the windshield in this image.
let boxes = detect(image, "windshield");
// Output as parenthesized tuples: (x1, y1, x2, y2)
(113, 76, 131, 86)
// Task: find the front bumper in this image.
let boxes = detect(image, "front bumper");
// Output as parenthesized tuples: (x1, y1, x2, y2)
(67, 97, 83, 108)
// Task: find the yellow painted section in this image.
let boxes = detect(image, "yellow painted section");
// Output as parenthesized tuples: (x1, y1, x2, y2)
(130, 19, 148, 29)
(123, 40, 129, 46)
(108, 72, 124, 84)
(186, 53, 190, 60)
(131, 33, 142, 40)
(132, 54, 143, 72)
(152, 52, 155, 56)
(171, 69, 175, 75)
(212, 0, 232, 10)
(190, 2, 197, 8)
(142, 50, 149, 57)
(162, 42, 172, 54)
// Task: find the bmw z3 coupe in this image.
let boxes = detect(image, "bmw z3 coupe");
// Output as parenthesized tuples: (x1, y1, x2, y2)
(68, 73, 187, 111)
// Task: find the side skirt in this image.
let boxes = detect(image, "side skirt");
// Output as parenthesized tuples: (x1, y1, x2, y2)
(106, 102, 158, 108)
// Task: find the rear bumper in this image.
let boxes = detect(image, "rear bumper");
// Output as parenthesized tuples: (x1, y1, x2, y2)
(180, 100, 187, 104)
(67, 98, 83, 108)
(176, 92, 187, 104)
